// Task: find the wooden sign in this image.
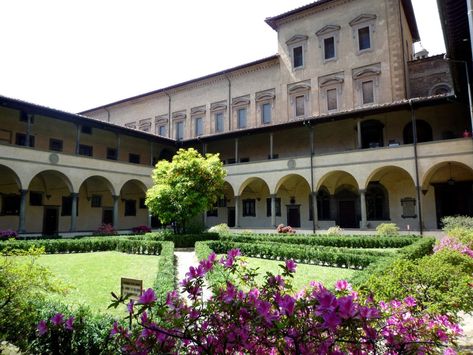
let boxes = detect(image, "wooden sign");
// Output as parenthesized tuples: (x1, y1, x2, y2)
(121, 277, 143, 300)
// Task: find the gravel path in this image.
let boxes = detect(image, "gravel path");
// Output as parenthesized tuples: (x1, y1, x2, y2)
(175, 248, 211, 302)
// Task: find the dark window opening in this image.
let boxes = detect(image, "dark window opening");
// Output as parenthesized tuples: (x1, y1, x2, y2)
(361, 119, 384, 148)
(15, 133, 35, 147)
(129, 153, 140, 164)
(266, 197, 281, 217)
(362, 80, 374, 104)
(79, 144, 93, 156)
(262, 103, 271, 124)
(125, 200, 136, 216)
(107, 148, 118, 160)
(91, 195, 102, 208)
(366, 182, 389, 220)
(358, 26, 371, 50)
(401, 197, 417, 218)
(2, 194, 20, 215)
(243, 199, 256, 217)
(81, 126, 92, 134)
(139, 198, 147, 209)
(293, 46, 303, 68)
(324, 37, 335, 59)
(403, 120, 433, 144)
(29, 191, 43, 206)
(49, 138, 63, 152)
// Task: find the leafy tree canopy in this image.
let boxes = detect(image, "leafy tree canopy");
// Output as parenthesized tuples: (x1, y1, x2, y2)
(146, 148, 226, 232)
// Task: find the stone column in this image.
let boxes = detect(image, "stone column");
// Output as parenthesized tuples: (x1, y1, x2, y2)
(360, 189, 367, 229)
(269, 133, 273, 159)
(234, 195, 240, 228)
(235, 138, 239, 163)
(113, 195, 119, 228)
(357, 119, 362, 149)
(18, 189, 28, 233)
(70, 192, 78, 232)
(270, 194, 276, 227)
(311, 191, 318, 228)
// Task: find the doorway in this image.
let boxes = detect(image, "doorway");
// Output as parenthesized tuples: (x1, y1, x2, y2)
(338, 200, 357, 228)
(434, 182, 473, 228)
(227, 207, 235, 227)
(43, 207, 59, 236)
(102, 208, 113, 225)
(286, 205, 301, 227)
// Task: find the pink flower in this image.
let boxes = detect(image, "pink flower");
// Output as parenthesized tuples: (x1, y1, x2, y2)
(443, 348, 457, 355)
(334, 280, 352, 292)
(138, 288, 157, 305)
(50, 313, 64, 326)
(404, 296, 417, 307)
(65, 316, 74, 330)
(37, 320, 48, 336)
(285, 259, 297, 273)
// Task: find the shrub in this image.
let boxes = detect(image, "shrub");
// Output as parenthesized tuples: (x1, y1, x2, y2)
(376, 223, 399, 236)
(131, 225, 152, 234)
(0, 229, 18, 241)
(445, 227, 473, 248)
(441, 215, 473, 231)
(208, 223, 230, 235)
(327, 225, 343, 236)
(276, 224, 296, 234)
(95, 223, 117, 236)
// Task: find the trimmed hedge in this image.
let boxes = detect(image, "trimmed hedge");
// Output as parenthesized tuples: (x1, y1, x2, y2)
(144, 232, 220, 248)
(220, 233, 418, 249)
(153, 241, 176, 302)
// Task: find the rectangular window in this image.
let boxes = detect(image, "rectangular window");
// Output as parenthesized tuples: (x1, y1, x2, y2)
(215, 112, 224, 133)
(49, 138, 63, 152)
(401, 197, 417, 218)
(78, 144, 93, 156)
(237, 108, 247, 129)
(175, 121, 184, 141)
(29, 191, 43, 206)
(266, 198, 281, 217)
(2, 194, 20, 215)
(107, 148, 117, 160)
(358, 26, 371, 51)
(295, 95, 305, 117)
(158, 125, 167, 137)
(362, 80, 374, 104)
(324, 37, 335, 60)
(19, 112, 34, 123)
(61, 196, 78, 216)
(195, 117, 203, 136)
(207, 206, 218, 217)
(129, 153, 140, 164)
(327, 88, 338, 111)
(15, 133, 35, 147)
(139, 198, 147, 209)
(91, 195, 102, 208)
(261, 103, 271, 124)
(81, 125, 92, 134)
(242, 199, 256, 217)
(293, 46, 303, 68)
(124, 200, 136, 216)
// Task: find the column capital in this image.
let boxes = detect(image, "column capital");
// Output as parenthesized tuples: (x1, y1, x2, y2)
(359, 189, 367, 194)
(70, 192, 79, 198)
(311, 191, 318, 197)
(270, 194, 277, 198)
(19, 189, 28, 195)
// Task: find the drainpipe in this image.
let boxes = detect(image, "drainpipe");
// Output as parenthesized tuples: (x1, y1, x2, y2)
(468, 1, 473, 66)
(408, 99, 423, 235)
(103, 107, 111, 122)
(224, 73, 232, 131)
(164, 92, 171, 138)
(304, 121, 317, 233)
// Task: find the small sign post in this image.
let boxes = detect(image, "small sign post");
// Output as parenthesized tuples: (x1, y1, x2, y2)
(121, 277, 143, 300)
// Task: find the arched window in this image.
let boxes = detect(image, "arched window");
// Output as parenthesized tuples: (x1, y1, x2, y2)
(158, 149, 174, 162)
(403, 120, 433, 144)
(361, 119, 384, 148)
(366, 182, 389, 220)
(429, 83, 452, 96)
(317, 187, 331, 220)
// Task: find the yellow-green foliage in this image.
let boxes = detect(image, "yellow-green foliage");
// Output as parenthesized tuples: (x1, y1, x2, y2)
(208, 223, 231, 235)
(327, 226, 343, 236)
(376, 223, 399, 237)
(445, 227, 473, 248)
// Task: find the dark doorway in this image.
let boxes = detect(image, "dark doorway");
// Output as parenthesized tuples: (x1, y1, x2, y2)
(43, 207, 59, 236)
(338, 200, 357, 228)
(434, 182, 473, 228)
(403, 120, 433, 144)
(361, 120, 384, 148)
(102, 208, 113, 225)
(287, 205, 301, 228)
(151, 215, 162, 228)
(227, 207, 235, 227)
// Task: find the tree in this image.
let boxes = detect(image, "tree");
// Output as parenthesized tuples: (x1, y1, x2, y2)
(145, 148, 226, 233)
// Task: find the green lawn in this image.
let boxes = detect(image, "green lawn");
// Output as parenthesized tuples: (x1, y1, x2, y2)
(34, 252, 160, 315)
(244, 257, 359, 292)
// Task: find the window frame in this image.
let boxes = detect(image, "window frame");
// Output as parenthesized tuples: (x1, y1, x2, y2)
(194, 117, 204, 137)
(237, 108, 247, 129)
(90, 195, 102, 208)
(78, 144, 93, 157)
(49, 138, 63, 152)
(242, 199, 256, 217)
(315, 25, 341, 63)
(29, 191, 43, 206)
(266, 197, 281, 217)
(288, 82, 311, 120)
(286, 35, 308, 71)
(106, 147, 118, 160)
(124, 199, 137, 216)
(1, 194, 20, 215)
(175, 120, 185, 141)
(215, 112, 225, 133)
(15, 133, 35, 147)
(349, 14, 377, 55)
(129, 153, 141, 164)
(352, 64, 381, 107)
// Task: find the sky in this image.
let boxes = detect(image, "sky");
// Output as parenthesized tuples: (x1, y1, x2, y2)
(0, 0, 445, 113)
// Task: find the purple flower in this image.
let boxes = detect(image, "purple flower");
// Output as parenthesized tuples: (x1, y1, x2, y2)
(277, 294, 295, 316)
(65, 316, 74, 330)
(37, 320, 48, 336)
(404, 296, 417, 307)
(127, 299, 135, 314)
(138, 288, 157, 305)
(322, 312, 341, 331)
(334, 280, 352, 292)
(285, 259, 297, 273)
(337, 296, 356, 319)
(50, 313, 64, 326)
(227, 248, 241, 259)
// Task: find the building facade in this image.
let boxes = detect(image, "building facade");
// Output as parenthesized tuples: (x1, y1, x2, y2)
(1, 0, 472, 235)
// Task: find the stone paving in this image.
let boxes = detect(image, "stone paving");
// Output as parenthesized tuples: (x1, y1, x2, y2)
(175, 248, 211, 302)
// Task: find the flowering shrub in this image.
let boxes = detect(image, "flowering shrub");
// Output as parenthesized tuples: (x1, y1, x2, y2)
(208, 223, 230, 235)
(0, 229, 18, 241)
(132, 225, 152, 234)
(276, 224, 296, 234)
(434, 236, 473, 258)
(95, 223, 117, 236)
(376, 223, 399, 237)
(327, 225, 343, 236)
(106, 249, 461, 354)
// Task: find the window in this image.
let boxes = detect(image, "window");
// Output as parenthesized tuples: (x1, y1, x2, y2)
(29, 191, 42, 206)
(237, 108, 247, 129)
(175, 121, 184, 141)
(15, 133, 35, 147)
(195, 117, 203, 136)
(61, 196, 78, 216)
(129, 153, 140, 164)
(361, 119, 384, 148)
(91, 195, 102, 208)
(78, 144, 93, 156)
(2, 194, 20, 215)
(49, 138, 63, 152)
(107, 148, 117, 160)
(317, 189, 331, 220)
(215, 112, 224, 133)
(293, 46, 303, 68)
(324, 37, 335, 60)
(261, 103, 271, 124)
(327, 88, 338, 111)
(295, 95, 305, 117)
(358, 26, 371, 51)
(242, 199, 256, 217)
(403, 120, 433, 144)
(124, 200, 136, 216)
(19, 112, 34, 123)
(401, 197, 417, 218)
(139, 198, 146, 209)
(81, 125, 92, 134)
(158, 125, 167, 137)
(266, 198, 281, 217)
(366, 183, 389, 220)
(350, 14, 376, 54)
(362, 80, 374, 104)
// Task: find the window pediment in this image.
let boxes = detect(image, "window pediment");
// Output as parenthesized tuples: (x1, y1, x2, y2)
(319, 75, 344, 87)
(352, 63, 381, 79)
(210, 101, 227, 112)
(172, 111, 187, 120)
(155, 114, 168, 125)
(288, 82, 311, 94)
(191, 106, 206, 116)
(349, 14, 377, 27)
(232, 95, 250, 107)
(285, 34, 308, 45)
(255, 89, 276, 102)
(315, 25, 341, 37)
